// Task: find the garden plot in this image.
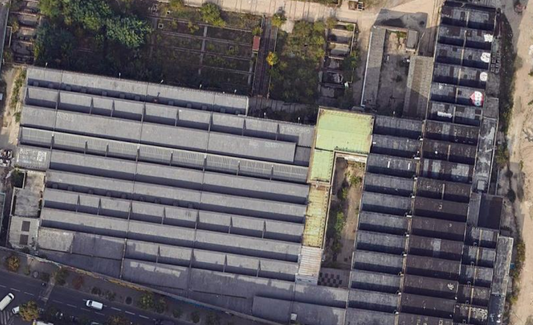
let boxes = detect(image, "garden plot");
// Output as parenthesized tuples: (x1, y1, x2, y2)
(150, 5, 261, 95)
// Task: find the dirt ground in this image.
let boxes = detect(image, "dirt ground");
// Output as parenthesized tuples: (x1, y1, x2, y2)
(375, 30, 410, 115)
(324, 158, 365, 270)
(500, 1, 533, 324)
(1, 67, 22, 150)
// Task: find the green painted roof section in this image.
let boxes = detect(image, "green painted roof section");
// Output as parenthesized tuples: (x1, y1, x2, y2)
(309, 149, 334, 183)
(315, 109, 374, 154)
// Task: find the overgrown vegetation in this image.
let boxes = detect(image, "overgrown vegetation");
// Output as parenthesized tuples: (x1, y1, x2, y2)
(271, 11, 286, 28)
(499, 16, 516, 134)
(5, 254, 20, 272)
(508, 237, 526, 306)
(36, 0, 157, 82)
(138, 292, 167, 313)
(270, 21, 326, 104)
(200, 3, 225, 27)
(10, 69, 26, 112)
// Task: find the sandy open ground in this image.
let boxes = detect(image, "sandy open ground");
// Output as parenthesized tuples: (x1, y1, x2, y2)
(501, 1, 533, 323)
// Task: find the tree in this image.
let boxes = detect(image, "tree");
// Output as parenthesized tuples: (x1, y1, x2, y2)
(19, 301, 39, 322)
(54, 268, 69, 286)
(5, 255, 20, 272)
(39, 0, 62, 20)
(34, 22, 77, 68)
(200, 3, 225, 27)
(325, 17, 337, 30)
(266, 52, 279, 66)
(271, 12, 286, 28)
(138, 292, 155, 310)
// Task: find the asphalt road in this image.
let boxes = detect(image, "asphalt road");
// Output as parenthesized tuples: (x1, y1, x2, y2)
(0, 271, 186, 325)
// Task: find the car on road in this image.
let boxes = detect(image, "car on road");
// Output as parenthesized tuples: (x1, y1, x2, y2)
(12, 306, 19, 315)
(55, 311, 64, 320)
(85, 300, 104, 311)
(0, 293, 15, 311)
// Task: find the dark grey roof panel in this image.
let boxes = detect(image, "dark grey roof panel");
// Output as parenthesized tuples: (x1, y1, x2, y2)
(349, 269, 401, 293)
(420, 158, 473, 183)
(207, 132, 296, 164)
(366, 154, 417, 178)
(410, 216, 466, 241)
(413, 196, 468, 221)
(415, 177, 471, 203)
(122, 259, 190, 290)
(252, 296, 291, 323)
(363, 173, 414, 197)
(462, 245, 496, 268)
(403, 274, 458, 299)
(460, 265, 493, 287)
(20, 105, 57, 130)
(361, 192, 412, 216)
(422, 139, 477, 165)
(373, 116, 423, 139)
(408, 235, 464, 260)
(405, 255, 461, 280)
(424, 120, 479, 145)
(352, 250, 404, 274)
(400, 293, 456, 318)
(358, 211, 408, 235)
(371, 134, 421, 158)
(25, 87, 58, 108)
(397, 313, 454, 325)
(291, 302, 345, 325)
(39, 250, 121, 278)
(345, 309, 396, 325)
(141, 123, 209, 151)
(457, 284, 490, 306)
(356, 230, 406, 255)
(347, 289, 399, 312)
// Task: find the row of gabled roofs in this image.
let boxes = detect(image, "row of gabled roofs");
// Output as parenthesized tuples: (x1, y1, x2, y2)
(10, 2, 513, 325)
(345, 2, 510, 325)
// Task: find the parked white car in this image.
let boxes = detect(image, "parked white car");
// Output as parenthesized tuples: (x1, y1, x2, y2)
(85, 300, 104, 311)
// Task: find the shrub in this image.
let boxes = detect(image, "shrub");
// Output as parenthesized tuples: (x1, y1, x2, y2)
(252, 26, 262, 36)
(266, 52, 279, 66)
(200, 3, 225, 27)
(271, 12, 286, 28)
(138, 292, 155, 310)
(5, 255, 20, 272)
(190, 311, 200, 324)
(172, 308, 183, 318)
(54, 268, 69, 285)
(72, 275, 84, 290)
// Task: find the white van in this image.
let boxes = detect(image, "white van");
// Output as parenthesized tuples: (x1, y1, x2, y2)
(85, 300, 103, 311)
(0, 293, 14, 312)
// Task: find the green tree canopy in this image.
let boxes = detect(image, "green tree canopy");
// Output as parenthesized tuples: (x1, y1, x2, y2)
(266, 52, 279, 66)
(20, 301, 39, 322)
(106, 17, 151, 48)
(271, 12, 286, 28)
(200, 3, 225, 27)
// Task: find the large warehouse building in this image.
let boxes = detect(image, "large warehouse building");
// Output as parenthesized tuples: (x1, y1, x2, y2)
(8, 1, 513, 325)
